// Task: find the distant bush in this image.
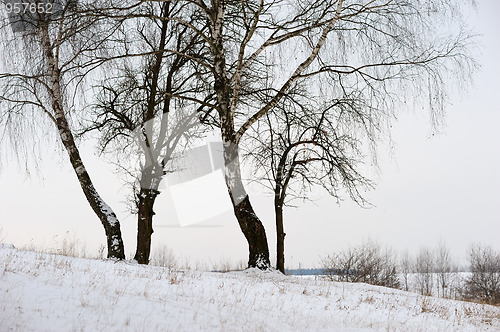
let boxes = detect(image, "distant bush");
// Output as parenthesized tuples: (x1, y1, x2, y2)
(149, 245, 177, 269)
(435, 241, 457, 299)
(462, 244, 500, 305)
(322, 240, 400, 289)
(399, 250, 412, 292)
(414, 247, 435, 296)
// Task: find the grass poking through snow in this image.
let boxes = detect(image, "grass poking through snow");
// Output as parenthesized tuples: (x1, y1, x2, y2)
(0, 244, 499, 331)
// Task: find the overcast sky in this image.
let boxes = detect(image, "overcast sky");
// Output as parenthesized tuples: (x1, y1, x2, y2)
(1, 0, 499, 268)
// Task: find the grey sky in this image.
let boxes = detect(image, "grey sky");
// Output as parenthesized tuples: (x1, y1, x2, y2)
(0, 0, 499, 268)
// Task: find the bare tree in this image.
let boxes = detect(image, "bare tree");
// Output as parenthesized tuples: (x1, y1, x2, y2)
(463, 244, 500, 305)
(415, 247, 435, 296)
(0, 0, 125, 259)
(399, 250, 413, 292)
(81, 1, 210, 264)
(245, 95, 373, 273)
(159, 0, 476, 269)
(435, 241, 455, 298)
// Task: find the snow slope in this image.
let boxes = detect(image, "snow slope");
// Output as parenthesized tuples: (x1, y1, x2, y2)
(1, 245, 499, 331)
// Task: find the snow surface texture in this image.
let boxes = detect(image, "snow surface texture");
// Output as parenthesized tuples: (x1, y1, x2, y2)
(1, 245, 499, 331)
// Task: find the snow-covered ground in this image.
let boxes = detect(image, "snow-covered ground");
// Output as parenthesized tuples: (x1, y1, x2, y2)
(1, 245, 499, 331)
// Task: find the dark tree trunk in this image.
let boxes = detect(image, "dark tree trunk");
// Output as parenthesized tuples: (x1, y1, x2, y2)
(274, 150, 292, 274)
(39, 24, 125, 260)
(134, 187, 159, 264)
(233, 196, 271, 269)
(223, 141, 271, 269)
(275, 198, 286, 274)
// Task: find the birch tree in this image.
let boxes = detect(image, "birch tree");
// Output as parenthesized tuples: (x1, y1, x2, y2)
(166, 0, 475, 269)
(0, 0, 126, 259)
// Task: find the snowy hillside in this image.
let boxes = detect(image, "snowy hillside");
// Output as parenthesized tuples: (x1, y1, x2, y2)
(1, 245, 499, 331)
